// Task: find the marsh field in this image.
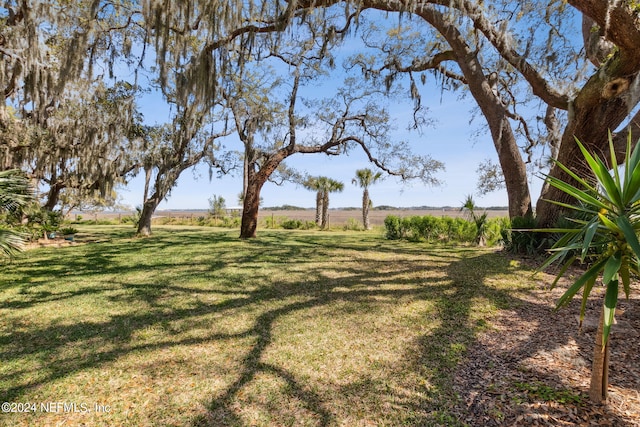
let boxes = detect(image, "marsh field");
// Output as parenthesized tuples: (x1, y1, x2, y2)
(1, 226, 638, 426)
(91, 208, 510, 227)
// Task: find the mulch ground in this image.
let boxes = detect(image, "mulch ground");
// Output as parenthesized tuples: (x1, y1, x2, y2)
(25, 237, 76, 249)
(452, 257, 640, 426)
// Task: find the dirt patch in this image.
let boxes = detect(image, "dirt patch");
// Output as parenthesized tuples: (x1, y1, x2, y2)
(452, 270, 640, 426)
(24, 238, 77, 250)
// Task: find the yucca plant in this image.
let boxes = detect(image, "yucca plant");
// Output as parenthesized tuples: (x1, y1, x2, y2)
(540, 132, 640, 404)
(460, 194, 489, 246)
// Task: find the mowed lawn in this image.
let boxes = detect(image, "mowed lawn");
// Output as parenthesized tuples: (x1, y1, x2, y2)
(1, 226, 542, 426)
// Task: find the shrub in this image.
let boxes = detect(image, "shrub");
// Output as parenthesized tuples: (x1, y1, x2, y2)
(302, 220, 317, 230)
(220, 216, 241, 228)
(119, 215, 138, 224)
(343, 218, 363, 231)
(485, 217, 510, 247)
(263, 215, 288, 229)
(384, 215, 403, 239)
(384, 214, 508, 246)
(281, 219, 303, 229)
(60, 227, 78, 235)
(503, 215, 557, 255)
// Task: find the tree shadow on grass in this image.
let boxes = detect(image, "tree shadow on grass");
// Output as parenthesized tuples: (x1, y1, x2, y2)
(1, 229, 444, 404)
(4, 228, 634, 425)
(188, 249, 550, 426)
(0, 230, 535, 425)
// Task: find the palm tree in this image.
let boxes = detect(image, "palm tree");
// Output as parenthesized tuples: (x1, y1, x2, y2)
(0, 169, 34, 258)
(303, 176, 323, 226)
(352, 168, 383, 230)
(317, 177, 344, 229)
(460, 194, 488, 246)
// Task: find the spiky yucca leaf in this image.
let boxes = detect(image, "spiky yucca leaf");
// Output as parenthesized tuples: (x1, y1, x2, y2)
(543, 133, 640, 347)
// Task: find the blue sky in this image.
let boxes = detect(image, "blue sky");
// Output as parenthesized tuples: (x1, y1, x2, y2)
(114, 17, 548, 212)
(117, 83, 545, 211)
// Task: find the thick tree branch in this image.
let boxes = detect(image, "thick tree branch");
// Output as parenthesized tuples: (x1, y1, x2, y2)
(384, 51, 467, 83)
(569, 0, 640, 65)
(443, 0, 571, 109)
(296, 0, 570, 109)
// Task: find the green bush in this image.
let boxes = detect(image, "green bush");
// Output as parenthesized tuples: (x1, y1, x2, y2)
(343, 218, 363, 231)
(220, 216, 241, 228)
(384, 215, 403, 239)
(502, 215, 557, 255)
(384, 214, 508, 246)
(281, 219, 303, 229)
(60, 227, 78, 235)
(119, 215, 138, 225)
(485, 217, 510, 246)
(302, 220, 317, 230)
(263, 215, 288, 229)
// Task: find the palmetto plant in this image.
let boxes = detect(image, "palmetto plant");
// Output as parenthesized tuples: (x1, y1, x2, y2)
(0, 169, 34, 258)
(303, 176, 323, 227)
(352, 168, 382, 230)
(460, 194, 488, 246)
(540, 133, 640, 403)
(317, 177, 344, 229)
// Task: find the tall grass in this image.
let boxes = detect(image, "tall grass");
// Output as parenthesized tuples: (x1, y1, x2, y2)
(1, 225, 542, 426)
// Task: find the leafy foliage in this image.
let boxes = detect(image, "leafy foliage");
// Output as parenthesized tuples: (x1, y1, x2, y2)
(0, 169, 34, 258)
(502, 216, 548, 255)
(384, 214, 506, 246)
(461, 195, 490, 246)
(540, 133, 640, 346)
(208, 195, 227, 217)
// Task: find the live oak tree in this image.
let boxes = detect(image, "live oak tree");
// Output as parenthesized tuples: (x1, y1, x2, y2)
(19, 81, 143, 211)
(536, 1, 640, 227)
(220, 19, 442, 238)
(299, 1, 640, 226)
(1, 1, 146, 209)
(143, 0, 535, 217)
(143, 0, 640, 227)
(1, 1, 135, 115)
(135, 104, 232, 236)
(6, 1, 638, 229)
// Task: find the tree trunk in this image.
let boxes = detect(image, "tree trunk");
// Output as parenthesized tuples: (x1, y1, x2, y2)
(362, 188, 370, 230)
(420, 7, 532, 220)
(43, 182, 64, 211)
(537, 57, 640, 227)
(494, 120, 533, 220)
(137, 196, 160, 237)
(321, 191, 329, 229)
(589, 307, 610, 404)
(239, 177, 265, 239)
(239, 145, 290, 238)
(315, 191, 322, 226)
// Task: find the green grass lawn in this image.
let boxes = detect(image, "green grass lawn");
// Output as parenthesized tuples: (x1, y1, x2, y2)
(0, 226, 542, 426)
